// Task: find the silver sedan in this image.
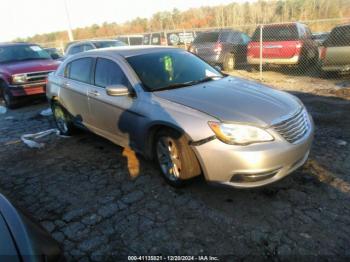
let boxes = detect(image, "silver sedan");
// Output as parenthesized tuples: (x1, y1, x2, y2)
(47, 46, 314, 188)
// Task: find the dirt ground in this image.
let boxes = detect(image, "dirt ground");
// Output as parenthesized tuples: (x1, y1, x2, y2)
(0, 69, 349, 261)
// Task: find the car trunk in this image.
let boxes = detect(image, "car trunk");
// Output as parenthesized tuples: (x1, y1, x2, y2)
(248, 24, 301, 59)
(248, 40, 301, 59)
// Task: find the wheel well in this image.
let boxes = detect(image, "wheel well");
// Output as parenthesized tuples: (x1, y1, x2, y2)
(144, 124, 185, 160)
(0, 79, 6, 97)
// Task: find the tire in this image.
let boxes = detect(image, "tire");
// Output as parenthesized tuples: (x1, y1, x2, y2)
(51, 102, 75, 136)
(2, 88, 17, 109)
(250, 65, 261, 72)
(298, 48, 318, 71)
(154, 129, 201, 187)
(223, 53, 236, 71)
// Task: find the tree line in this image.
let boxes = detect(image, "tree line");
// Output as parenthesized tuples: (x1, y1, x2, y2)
(15, 0, 350, 45)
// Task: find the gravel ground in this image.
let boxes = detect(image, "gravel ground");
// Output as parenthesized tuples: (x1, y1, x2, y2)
(0, 71, 349, 261)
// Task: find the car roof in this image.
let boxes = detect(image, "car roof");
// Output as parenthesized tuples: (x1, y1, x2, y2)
(260, 22, 305, 27)
(198, 29, 241, 33)
(334, 23, 350, 29)
(0, 42, 38, 47)
(82, 45, 178, 58)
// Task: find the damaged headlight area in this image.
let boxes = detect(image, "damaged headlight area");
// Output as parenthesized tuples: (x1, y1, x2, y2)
(208, 121, 274, 145)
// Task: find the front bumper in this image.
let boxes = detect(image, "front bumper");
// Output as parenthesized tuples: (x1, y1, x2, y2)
(8, 82, 46, 97)
(192, 124, 314, 188)
(248, 56, 300, 65)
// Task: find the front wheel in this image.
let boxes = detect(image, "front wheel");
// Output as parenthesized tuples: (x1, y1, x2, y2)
(155, 129, 201, 187)
(52, 102, 75, 136)
(3, 88, 18, 109)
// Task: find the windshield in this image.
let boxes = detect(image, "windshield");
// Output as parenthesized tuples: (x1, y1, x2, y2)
(194, 32, 220, 43)
(252, 25, 299, 41)
(126, 50, 223, 91)
(324, 26, 350, 47)
(93, 41, 126, 48)
(0, 45, 51, 63)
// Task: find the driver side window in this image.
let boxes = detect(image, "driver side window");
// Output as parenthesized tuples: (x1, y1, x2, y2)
(94, 58, 131, 88)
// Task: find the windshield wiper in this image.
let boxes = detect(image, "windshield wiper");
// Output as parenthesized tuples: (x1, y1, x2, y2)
(155, 76, 223, 91)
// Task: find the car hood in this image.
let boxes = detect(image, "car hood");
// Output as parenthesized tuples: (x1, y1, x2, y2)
(1, 59, 60, 75)
(154, 77, 302, 126)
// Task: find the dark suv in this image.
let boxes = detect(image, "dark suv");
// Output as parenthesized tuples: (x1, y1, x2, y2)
(65, 40, 126, 57)
(248, 22, 319, 69)
(0, 43, 60, 108)
(189, 29, 251, 71)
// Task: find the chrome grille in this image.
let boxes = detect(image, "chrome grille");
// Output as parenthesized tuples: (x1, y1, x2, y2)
(272, 109, 310, 144)
(26, 71, 53, 83)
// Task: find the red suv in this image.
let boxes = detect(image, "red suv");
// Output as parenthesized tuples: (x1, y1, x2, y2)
(0, 43, 60, 108)
(247, 23, 319, 69)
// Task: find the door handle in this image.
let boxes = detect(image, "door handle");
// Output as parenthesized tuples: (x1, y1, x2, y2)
(88, 90, 100, 96)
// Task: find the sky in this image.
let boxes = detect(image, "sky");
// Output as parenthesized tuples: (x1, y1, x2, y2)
(0, 0, 246, 42)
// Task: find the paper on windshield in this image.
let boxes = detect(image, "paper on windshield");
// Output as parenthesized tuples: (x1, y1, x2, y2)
(29, 45, 42, 52)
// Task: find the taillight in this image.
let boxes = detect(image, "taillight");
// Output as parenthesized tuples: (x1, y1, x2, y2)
(214, 43, 222, 53)
(320, 47, 327, 60)
(295, 41, 303, 55)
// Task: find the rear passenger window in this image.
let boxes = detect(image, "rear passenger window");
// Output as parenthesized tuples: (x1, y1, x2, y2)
(82, 44, 93, 51)
(68, 58, 93, 84)
(68, 45, 83, 55)
(241, 34, 251, 44)
(94, 58, 130, 88)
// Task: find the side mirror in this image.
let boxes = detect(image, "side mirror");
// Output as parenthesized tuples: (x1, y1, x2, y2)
(106, 85, 130, 96)
(50, 53, 60, 60)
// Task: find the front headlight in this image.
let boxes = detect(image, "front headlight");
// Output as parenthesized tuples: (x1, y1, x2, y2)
(12, 74, 27, 84)
(208, 122, 274, 145)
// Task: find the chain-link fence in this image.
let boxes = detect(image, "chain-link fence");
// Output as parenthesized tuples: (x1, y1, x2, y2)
(39, 17, 350, 87)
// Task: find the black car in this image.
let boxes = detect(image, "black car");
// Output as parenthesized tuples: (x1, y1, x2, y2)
(44, 48, 63, 60)
(312, 32, 330, 46)
(188, 29, 251, 71)
(0, 194, 63, 261)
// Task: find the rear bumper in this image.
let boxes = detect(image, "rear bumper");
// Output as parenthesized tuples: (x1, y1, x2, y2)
(321, 64, 350, 72)
(248, 56, 300, 65)
(196, 53, 223, 64)
(8, 82, 46, 97)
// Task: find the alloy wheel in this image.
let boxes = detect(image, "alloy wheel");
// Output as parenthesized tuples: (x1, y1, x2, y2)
(156, 137, 182, 181)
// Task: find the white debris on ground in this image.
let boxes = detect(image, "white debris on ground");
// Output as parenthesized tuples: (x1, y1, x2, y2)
(336, 139, 347, 146)
(21, 129, 68, 149)
(5, 116, 14, 120)
(40, 107, 53, 116)
(0, 106, 7, 114)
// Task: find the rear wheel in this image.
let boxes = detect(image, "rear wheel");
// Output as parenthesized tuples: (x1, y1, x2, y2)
(52, 102, 75, 136)
(155, 129, 201, 187)
(223, 53, 236, 71)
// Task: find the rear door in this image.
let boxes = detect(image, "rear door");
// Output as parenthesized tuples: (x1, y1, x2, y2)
(60, 57, 94, 125)
(88, 57, 134, 146)
(249, 25, 300, 59)
(323, 26, 350, 68)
